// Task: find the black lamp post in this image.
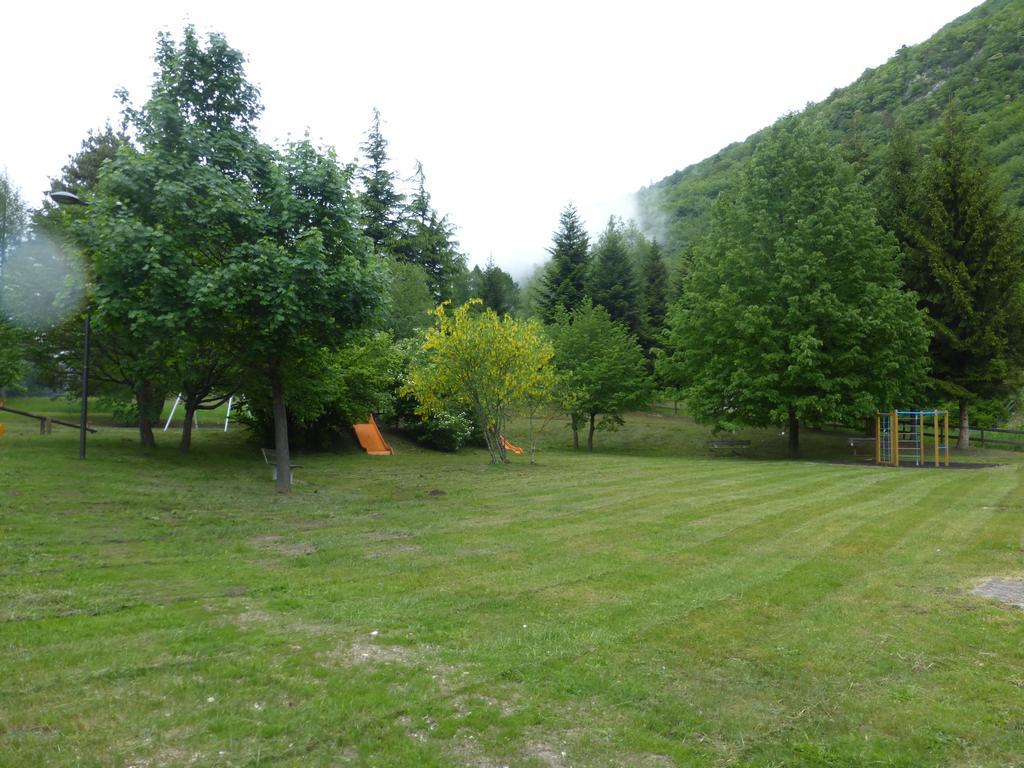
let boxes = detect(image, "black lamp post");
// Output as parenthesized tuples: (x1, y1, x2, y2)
(48, 190, 90, 459)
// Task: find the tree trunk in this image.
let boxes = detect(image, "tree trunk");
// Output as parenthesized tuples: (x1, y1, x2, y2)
(180, 402, 197, 453)
(272, 375, 291, 493)
(494, 428, 509, 464)
(571, 413, 580, 450)
(958, 398, 969, 449)
(587, 412, 596, 451)
(482, 427, 499, 464)
(136, 381, 157, 449)
(788, 407, 800, 457)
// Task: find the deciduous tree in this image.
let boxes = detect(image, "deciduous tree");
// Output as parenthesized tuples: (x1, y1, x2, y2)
(217, 138, 385, 490)
(660, 116, 930, 455)
(67, 27, 266, 450)
(548, 300, 651, 450)
(0, 173, 28, 392)
(405, 300, 554, 463)
(0, 171, 27, 274)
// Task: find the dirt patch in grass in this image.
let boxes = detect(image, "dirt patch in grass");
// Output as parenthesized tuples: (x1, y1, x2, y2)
(358, 530, 414, 543)
(251, 535, 317, 557)
(972, 578, 1024, 609)
(451, 693, 517, 718)
(524, 740, 569, 766)
(322, 641, 424, 666)
(364, 544, 421, 559)
(233, 609, 276, 629)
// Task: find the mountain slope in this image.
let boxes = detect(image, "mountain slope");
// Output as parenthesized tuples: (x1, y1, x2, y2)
(638, 0, 1024, 259)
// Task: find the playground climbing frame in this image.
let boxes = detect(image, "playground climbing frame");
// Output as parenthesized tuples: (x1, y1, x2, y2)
(876, 410, 950, 467)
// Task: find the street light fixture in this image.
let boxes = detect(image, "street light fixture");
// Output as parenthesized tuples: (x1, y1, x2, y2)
(47, 190, 90, 459)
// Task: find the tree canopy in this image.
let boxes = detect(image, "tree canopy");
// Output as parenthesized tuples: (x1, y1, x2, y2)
(549, 300, 651, 450)
(468, 257, 518, 316)
(589, 217, 641, 335)
(357, 108, 405, 255)
(392, 161, 466, 302)
(903, 104, 1024, 445)
(537, 203, 590, 322)
(405, 300, 554, 464)
(660, 116, 930, 455)
(0, 172, 28, 390)
(639, 0, 1024, 263)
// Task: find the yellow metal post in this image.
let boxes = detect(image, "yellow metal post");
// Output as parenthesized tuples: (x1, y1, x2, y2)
(919, 412, 924, 466)
(944, 411, 950, 466)
(875, 412, 881, 465)
(892, 411, 899, 466)
(933, 412, 939, 467)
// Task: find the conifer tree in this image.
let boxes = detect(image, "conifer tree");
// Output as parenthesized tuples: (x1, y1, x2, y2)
(905, 104, 1024, 447)
(538, 204, 590, 321)
(589, 217, 641, 335)
(357, 109, 404, 254)
(639, 239, 669, 354)
(469, 257, 518, 316)
(875, 116, 921, 255)
(392, 161, 466, 302)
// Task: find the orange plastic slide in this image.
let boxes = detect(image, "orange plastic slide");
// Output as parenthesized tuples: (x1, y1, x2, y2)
(353, 414, 394, 455)
(501, 435, 524, 455)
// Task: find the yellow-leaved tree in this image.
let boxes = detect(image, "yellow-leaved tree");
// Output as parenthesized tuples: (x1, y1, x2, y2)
(405, 300, 555, 464)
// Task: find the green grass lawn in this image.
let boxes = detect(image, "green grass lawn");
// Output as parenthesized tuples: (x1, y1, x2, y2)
(1, 404, 1022, 766)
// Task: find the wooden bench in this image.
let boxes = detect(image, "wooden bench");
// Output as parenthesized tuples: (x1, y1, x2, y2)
(706, 438, 751, 454)
(847, 437, 875, 456)
(261, 448, 300, 483)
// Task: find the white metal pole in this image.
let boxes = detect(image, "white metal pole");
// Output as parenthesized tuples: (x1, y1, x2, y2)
(224, 396, 233, 432)
(163, 394, 182, 432)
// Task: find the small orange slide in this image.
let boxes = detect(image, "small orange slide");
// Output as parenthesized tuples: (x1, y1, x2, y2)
(501, 435, 524, 455)
(353, 414, 394, 456)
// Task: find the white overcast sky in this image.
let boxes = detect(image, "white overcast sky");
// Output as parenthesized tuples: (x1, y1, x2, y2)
(2, 0, 979, 278)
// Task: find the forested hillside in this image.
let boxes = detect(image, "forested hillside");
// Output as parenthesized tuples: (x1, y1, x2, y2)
(638, 0, 1024, 260)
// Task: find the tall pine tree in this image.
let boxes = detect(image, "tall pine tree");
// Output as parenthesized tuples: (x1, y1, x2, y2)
(468, 257, 518, 316)
(875, 115, 921, 257)
(589, 217, 641, 335)
(639, 239, 669, 355)
(393, 161, 466, 302)
(538, 204, 590, 322)
(357, 109, 404, 254)
(905, 104, 1024, 447)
